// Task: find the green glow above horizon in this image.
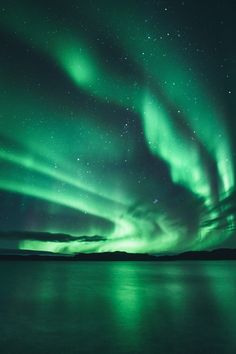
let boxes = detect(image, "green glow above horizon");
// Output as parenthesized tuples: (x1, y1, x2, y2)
(0, 1, 235, 254)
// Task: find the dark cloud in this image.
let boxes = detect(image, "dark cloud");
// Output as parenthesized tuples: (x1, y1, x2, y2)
(201, 189, 236, 231)
(0, 231, 107, 243)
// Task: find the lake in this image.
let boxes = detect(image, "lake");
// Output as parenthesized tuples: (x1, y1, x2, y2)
(0, 261, 236, 353)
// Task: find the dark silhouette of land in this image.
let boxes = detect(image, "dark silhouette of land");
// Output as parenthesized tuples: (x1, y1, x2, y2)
(1, 230, 236, 261)
(1, 248, 236, 261)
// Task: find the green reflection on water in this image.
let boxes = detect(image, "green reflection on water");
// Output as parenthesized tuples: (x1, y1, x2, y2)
(0, 261, 236, 354)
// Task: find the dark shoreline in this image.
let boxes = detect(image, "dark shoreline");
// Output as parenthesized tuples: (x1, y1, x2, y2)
(1, 249, 236, 261)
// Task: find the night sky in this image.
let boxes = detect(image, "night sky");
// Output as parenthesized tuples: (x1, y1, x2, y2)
(0, 0, 235, 254)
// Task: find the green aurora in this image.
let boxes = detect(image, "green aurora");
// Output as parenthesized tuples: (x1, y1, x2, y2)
(0, 0, 235, 254)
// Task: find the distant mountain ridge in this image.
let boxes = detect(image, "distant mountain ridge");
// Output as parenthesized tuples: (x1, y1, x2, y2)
(1, 248, 236, 261)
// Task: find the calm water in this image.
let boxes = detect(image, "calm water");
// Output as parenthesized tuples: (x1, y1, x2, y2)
(0, 261, 236, 354)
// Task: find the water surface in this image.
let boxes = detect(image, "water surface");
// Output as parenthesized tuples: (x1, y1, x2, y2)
(0, 261, 236, 353)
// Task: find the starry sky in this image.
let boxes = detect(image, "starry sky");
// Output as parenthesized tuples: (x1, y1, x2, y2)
(0, 0, 235, 254)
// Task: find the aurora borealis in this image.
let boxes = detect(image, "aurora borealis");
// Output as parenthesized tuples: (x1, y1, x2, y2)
(0, 0, 235, 254)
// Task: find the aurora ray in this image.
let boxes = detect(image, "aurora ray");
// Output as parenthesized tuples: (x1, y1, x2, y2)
(0, 0, 235, 254)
